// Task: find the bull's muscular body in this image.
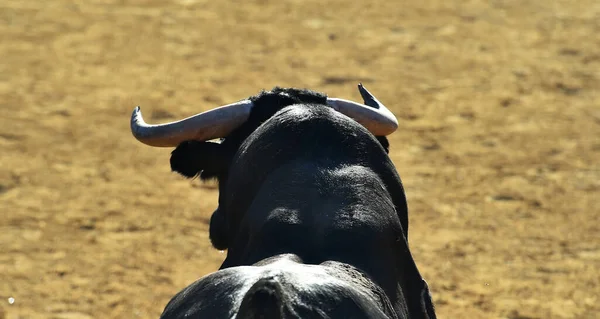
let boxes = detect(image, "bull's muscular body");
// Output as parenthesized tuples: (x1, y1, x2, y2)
(168, 89, 435, 319)
(161, 254, 398, 319)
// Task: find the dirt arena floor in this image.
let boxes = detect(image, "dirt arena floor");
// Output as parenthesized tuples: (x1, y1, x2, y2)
(1, 0, 598, 318)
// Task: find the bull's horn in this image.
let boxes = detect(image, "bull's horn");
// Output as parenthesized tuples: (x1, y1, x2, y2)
(326, 83, 398, 136)
(130, 100, 253, 147)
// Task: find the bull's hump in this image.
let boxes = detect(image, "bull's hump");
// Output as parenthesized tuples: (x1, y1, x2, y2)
(243, 161, 398, 258)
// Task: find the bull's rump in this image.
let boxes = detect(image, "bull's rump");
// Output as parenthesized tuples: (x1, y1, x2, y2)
(160, 256, 395, 319)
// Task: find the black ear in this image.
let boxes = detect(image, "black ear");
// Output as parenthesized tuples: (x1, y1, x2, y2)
(375, 136, 390, 154)
(209, 207, 229, 250)
(170, 141, 227, 179)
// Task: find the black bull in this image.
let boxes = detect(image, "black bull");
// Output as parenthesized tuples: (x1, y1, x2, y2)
(150, 87, 436, 318)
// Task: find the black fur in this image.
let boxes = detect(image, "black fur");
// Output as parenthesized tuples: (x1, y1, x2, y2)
(170, 141, 226, 179)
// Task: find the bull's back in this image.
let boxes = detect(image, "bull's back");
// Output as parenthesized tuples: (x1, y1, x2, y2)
(218, 104, 417, 318)
(234, 161, 402, 295)
(223, 104, 408, 245)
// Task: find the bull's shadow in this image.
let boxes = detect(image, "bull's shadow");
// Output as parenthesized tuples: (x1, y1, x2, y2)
(131, 84, 436, 319)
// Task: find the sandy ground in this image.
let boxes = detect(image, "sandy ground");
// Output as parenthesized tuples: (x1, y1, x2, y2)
(1, 0, 599, 318)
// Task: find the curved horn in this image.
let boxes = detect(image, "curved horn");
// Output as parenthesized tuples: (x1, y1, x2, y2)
(130, 100, 253, 147)
(326, 83, 398, 136)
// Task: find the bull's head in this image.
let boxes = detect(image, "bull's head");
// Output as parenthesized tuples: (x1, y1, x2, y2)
(130, 84, 398, 147)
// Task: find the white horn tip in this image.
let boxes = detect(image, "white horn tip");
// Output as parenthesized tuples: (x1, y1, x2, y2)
(131, 106, 144, 122)
(132, 106, 141, 118)
(130, 106, 147, 137)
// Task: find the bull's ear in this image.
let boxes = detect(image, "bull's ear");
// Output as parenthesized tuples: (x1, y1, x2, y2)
(209, 207, 229, 250)
(170, 141, 227, 179)
(375, 136, 390, 154)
